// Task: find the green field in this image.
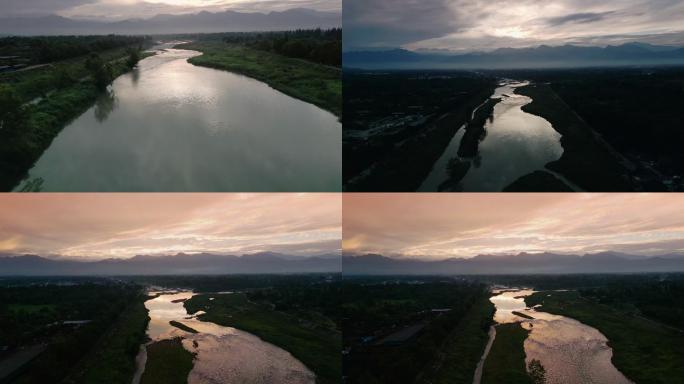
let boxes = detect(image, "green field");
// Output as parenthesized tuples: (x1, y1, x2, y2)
(140, 338, 194, 384)
(63, 297, 150, 384)
(7, 303, 57, 314)
(176, 42, 341, 117)
(417, 295, 495, 384)
(184, 292, 341, 384)
(481, 323, 532, 384)
(526, 290, 684, 383)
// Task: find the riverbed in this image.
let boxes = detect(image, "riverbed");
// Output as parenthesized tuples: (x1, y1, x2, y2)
(420, 80, 563, 191)
(132, 290, 315, 384)
(15, 43, 341, 192)
(481, 289, 632, 384)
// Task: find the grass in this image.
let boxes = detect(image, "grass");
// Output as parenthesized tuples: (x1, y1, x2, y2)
(7, 303, 57, 313)
(62, 295, 150, 384)
(417, 294, 495, 384)
(526, 290, 684, 384)
(176, 41, 341, 117)
(481, 323, 532, 384)
(516, 83, 634, 191)
(184, 292, 340, 384)
(169, 320, 198, 334)
(140, 338, 194, 384)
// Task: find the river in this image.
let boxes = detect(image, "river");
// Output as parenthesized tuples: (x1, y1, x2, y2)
(15, 43, 341, 192)
(132, 290, 315, 384)
(476, 289, 632, 384)
(420, 80, 563, 191)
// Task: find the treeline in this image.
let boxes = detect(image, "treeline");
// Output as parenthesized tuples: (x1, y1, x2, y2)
(0, 284, 148, 384)
(221, 28, 341, 66)
(0, 35, 149, 65)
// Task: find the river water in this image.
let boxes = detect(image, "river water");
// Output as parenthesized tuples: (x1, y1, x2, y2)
(420, 80, 563, 191)
(132, 290, 315, 384)
(15, 43, 341, 192)
(485, 289, 632, 384)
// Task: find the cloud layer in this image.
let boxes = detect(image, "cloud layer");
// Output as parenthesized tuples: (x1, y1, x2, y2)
(1, 0, 340, 20)
(0, 193, 340, 259)
(344, 0, 684, 51)
(343, 193, 684, 258)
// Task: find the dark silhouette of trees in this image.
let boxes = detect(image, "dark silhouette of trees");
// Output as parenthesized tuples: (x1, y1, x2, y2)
(0, 84, 27, 135)
(84, 54, 114, 90)
(126, 47, 141, 69)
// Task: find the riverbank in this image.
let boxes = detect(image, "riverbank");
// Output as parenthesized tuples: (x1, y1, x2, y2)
(140, 338, 194, 384)
(515, 83, 634, 191)
(525, 290, 684, 383)
(0, 46, 148, 191)
(345, 84, 496, 191)
(184, 292, 340, 384)
(62, 293, 150, 384)
(481, 323, 532, 384)
(416, 293, 495, 384)
(175, 42, 341, 117)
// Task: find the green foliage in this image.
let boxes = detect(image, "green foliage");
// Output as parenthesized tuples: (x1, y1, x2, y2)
(0, 83, 27, 135)
(185, 291, 341, 384)
(527, 359, 547, 384)
(481, 323, 532, 384)
(176, 41, 340, 117)
(342, 281, 493, 384)
(126, 47, 141, 69)
(85, 54, 114, 90)
(140, 338, 194, 384)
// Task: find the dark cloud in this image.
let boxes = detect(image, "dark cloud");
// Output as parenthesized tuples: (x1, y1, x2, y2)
(546, 11, 614, 26)
(0, 0, 97, 17)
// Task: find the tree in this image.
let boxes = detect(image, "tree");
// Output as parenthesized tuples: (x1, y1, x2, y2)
(125, 47, 141, 69)
(528, 359, 547, 384)
(85, 54, 113, 90)
(0, 84, 27, 135)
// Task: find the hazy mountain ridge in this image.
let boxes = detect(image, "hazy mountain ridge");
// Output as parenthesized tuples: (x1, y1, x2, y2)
(0, 9, 341, 35)
(0, 252, 341, 275)
(343, 43, 684, 69)
(343, 251, 684, 275)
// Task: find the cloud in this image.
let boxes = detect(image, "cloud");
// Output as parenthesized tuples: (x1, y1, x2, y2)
(1, 0, 340, 20)
(345, 0, 684, 52)
(546, 11, 615, 26)
(0, 194, 341, 259)
(343, 194, 684, 258)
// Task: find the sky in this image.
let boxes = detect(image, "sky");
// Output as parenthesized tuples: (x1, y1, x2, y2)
(0, 193, 340, 260)
(0, 0, 340, 20)
(343, 193, 684, 259)
(344, 0, 684, 51)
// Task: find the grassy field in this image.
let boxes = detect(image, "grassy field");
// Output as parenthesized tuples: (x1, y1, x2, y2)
(516, 83, 634, 191)
(417, 294, 495, 384)
(62, 295, 150, 384)
(176, 41, 341, 117)
(140, 338, 194, 384)
(0, 46, 146, 191)
(526, 290, 684, 383)
(481, 323, 532, 384)
(184, 292, 341, 384)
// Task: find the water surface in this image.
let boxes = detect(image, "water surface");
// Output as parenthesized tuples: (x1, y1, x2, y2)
(133, 290, 315, 384)
(487, 289, 632, 384)
(16, 44, 340, 192)
(420, 80, 563, 191)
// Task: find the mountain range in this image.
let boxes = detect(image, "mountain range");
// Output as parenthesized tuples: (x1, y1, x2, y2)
(0, 9, 340, 36)
(343, 43, 684, 69)
(343, 252, 684, 275)
(0, 252, 341, 275)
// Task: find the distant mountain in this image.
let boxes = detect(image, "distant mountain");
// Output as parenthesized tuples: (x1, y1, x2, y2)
(0, 9, 341, 36)
(343, 252, 684, 275)
(0, 252, 341, 275)
(343, 43, 684, 69)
